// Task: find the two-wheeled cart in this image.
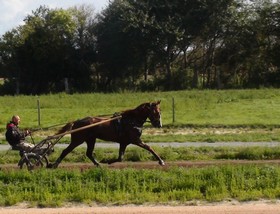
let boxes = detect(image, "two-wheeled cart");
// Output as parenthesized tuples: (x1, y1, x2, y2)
(17, 135, 62, 170)
(17, 116, 121, 170)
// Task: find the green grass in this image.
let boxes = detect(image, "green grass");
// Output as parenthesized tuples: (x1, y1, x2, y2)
(1, 89, 280, 143)
(1, 89, 280, 128)
(2, 89, 280, 207)
(0, 165, 280, 207)
(2, 146, 280, 165)
(2, 145, 280, 207)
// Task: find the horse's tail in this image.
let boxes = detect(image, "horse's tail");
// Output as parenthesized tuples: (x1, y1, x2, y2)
(55, 122, 74, 135)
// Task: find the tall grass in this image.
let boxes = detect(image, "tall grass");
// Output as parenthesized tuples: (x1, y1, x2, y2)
(0, 165, 280, 207)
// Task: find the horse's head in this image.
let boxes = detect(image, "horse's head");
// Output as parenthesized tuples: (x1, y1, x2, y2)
(146, 100, 162, 128)
(123, 101, 162, 128)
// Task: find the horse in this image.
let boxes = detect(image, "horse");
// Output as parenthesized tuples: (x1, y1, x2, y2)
(49, 101, 165, 168)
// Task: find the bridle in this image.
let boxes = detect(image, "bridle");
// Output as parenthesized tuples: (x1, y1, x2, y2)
(146, 103, 162, 127)
(114, 101, 162, 127)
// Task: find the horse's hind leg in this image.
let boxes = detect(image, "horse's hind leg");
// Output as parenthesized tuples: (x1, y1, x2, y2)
(107, 143, 128, 164)
(85, 139, 100, 166)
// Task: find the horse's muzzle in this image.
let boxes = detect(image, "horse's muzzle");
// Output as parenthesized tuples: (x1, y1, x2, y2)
(152, 119, 162, 128)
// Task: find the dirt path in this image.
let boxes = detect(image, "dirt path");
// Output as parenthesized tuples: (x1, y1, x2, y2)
(1, 201, 280, 214)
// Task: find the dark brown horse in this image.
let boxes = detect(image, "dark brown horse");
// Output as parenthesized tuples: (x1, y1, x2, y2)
(49, 101, 165, 168)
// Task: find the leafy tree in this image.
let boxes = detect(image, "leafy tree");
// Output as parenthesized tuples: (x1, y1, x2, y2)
(2, 0, 280, 94)
(0, 28, 27, 94)
(94, 0, 147, 91)
(0, 5, 97, 94)
(68, 5, 97, 91)
(213, 0, 280, 88)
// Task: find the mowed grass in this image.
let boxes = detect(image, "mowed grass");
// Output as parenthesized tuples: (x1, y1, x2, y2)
(1, 89, 280, 143)
(1, 89, 280, 127)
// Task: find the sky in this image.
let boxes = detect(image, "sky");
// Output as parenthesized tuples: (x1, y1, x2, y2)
(0, 0, 109, 36)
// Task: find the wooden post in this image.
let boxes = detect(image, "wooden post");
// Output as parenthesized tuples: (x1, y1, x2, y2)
(37, 97, 41, 127)
(172, 97, 175, 123)
(64, 78, 69, 94)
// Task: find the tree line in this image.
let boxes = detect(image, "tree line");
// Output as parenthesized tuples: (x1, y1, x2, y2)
(0, 0, 279, 95)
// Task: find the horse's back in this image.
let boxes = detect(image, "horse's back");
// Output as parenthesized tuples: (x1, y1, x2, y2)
(69, 116, 117, 141)
(72, 116, 110, 128)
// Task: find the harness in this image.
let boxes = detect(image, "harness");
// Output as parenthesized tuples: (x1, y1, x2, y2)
(114, 115, 146, 137)
(113, 103, 161, 137)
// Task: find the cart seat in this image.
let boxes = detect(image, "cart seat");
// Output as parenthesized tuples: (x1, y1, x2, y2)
(10, 145, 26, 157)
(11, 145, 22, 151)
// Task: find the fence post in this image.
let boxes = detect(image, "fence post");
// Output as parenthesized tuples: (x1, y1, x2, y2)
(172, 97, 175, 123)
(37, 97, 41, 127)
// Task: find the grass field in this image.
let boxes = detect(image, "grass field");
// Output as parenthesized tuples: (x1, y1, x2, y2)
(1, 165, 280, 207)
(1, 89, 280, 207)
(2, 146, 280, 165)
(1, 89, 280, 143)
(1, 89, 280, 127)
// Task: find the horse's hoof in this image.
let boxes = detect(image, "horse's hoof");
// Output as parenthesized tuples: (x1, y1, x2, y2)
(46, 163, 53, 168)
(100, 159, 109, 164)
(95, 163, 101, 167)
(47, 163, 57, 169)
(159, 160, 165, 166)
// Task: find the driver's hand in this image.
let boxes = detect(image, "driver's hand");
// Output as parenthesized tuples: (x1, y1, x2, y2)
(25, 130, 31, 136)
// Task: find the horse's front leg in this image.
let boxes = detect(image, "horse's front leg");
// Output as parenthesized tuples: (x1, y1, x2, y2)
(133, 140, 165, 166)
(48, 139, 82, 168)
(48, 145, 75, 168)
(107, 143, 128, 164)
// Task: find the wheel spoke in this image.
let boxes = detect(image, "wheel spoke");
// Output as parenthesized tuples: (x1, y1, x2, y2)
(18, 153, 48, 170)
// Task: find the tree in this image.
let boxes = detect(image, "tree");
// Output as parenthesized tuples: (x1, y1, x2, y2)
(68, 5, 97, 91)
(0, 5, 97, 94)
(0, 28, 27, 94)
(94, 0, 148, 91)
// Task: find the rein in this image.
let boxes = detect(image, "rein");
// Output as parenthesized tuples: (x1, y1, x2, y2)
(29, 122, 68, 132)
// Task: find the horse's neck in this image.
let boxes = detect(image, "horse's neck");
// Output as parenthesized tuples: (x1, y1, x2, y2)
(121, 109, 147, 126)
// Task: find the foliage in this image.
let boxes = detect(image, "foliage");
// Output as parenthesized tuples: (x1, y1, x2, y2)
(0, 5, 96, 94)
(1, 1, 280, 94)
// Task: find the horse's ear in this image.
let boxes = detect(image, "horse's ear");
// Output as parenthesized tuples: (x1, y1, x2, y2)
(149, 100, 160, 107)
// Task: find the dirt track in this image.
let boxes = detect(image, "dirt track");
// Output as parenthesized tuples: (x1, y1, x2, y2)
(1, 201, 280, 214)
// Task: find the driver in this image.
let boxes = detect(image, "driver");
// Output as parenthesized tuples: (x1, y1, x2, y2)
(5, 115, 34, 152)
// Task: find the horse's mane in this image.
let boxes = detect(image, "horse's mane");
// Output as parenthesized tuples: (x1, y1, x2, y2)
(120, 102, 149, 117)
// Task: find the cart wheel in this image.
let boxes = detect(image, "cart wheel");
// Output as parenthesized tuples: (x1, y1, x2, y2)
(18, 153, 49, 170)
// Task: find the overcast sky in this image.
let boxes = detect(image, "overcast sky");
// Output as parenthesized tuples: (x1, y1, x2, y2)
(0, 0, 109, 36)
